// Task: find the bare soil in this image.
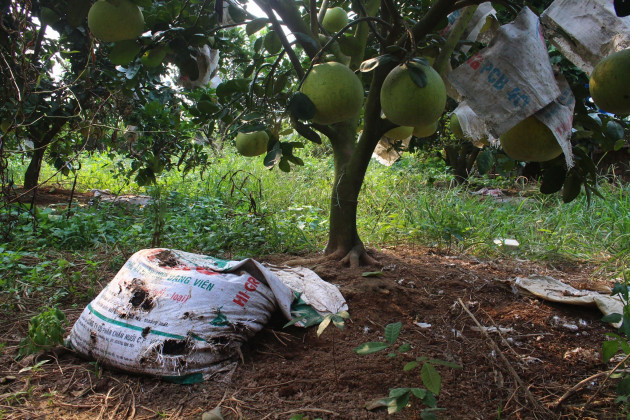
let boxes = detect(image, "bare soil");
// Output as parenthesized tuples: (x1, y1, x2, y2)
(0, 245, 622, 419)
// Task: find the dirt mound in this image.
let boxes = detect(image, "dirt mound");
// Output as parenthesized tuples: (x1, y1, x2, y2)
(0, 247, 619, 418)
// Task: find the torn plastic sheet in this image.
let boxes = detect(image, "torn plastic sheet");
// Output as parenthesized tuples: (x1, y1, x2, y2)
(372, 134, 412, 166)
(448, 7, 561, 138)
(513, 275, 623, 328)
(68, 249, 347, 383)
(541, 0, 630, 75)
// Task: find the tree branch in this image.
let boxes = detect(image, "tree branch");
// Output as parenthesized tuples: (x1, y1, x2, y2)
(433, 5, 478, 77)
(400, 0, 458, 47)
(310, 0, 319, 37)
(255, 0, 305, 79)
(267, 0, 319, 57)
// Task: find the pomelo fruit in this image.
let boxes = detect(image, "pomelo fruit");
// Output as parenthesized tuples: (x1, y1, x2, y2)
(87, 0, 144, 42)
(109, 40, 141, 65)
(413, 120, 438, 138)
(235, 131, 269, 157)
(499, 115, 562, 162)
(322, 7, 348, 33)
(589, 49, 630, 115)
(380, 63, 446, 127)
(384, 126, 413, 140)
(300, 62, 364, 125)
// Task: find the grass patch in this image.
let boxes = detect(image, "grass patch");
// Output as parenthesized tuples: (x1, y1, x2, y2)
(3, 149, 628, 296)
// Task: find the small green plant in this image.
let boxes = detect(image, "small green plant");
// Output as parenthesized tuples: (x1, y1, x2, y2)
(18, 307, 67, 359)
(600, 278, 630, 409)
(355, 322, 461, 417)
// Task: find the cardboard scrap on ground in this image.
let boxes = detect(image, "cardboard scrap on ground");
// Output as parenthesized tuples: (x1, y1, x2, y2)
(513, 275, 623, 328)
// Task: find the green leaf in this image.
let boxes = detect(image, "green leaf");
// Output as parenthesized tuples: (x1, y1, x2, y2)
(361, 271, 383, 277)
(602, 340, 619, 363)
(618, 376, 630, 396)
(606, 120, 625, 140)
(404, 361, 419, 371)
(384, 322, 402, 344)
(421, 410, 439, 420)
(476, 149, 494, 175)
(354, 342, 390, 355)
(294, 122, 322, 144)
(288, 92, 316, 121)
(410, 388, 427, 399)
(331, 315, 345, 330)
(602, 313, 623, 323)
(359, 54, 396, 72)
(317, 314, 332, 337)
(389, 387, 410, 398)
(398, 343, 411, 352)
(216, 79, 251, 98)
(562, 172, 582, 203)
(278, 157, 291, 172)
(246, 18, 269, 35)
(614, 139, 627, 151)
(540, 165, 567, 194)
(390, 391, 410, 414)
(263, 143, 282, 169)
(409, 57, 431, 67)
(421, 363, 441, 395)
(407, 65, 427, 88)
(336, 310, 350, 319)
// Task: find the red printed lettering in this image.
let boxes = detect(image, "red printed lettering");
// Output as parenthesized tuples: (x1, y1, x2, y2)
(245, 276, 260, 292)
(233, 291, 250, 307)
(467, 53, 483, 70)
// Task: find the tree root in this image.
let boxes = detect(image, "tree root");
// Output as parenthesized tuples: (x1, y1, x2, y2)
(282, 246, 378, 268)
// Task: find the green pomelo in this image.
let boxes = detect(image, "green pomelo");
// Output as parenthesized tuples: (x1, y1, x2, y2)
(235, 131, 269, 157)
(141, 47, 168, 67)
(380, 63, 446, 127)
(589, 49, 630, 115)
(413, 120, 438, 138)
(322, 7, 348, 33)
(385, 126, 413, 140)
(88, 0, 144, 42)
(109, 40, 141, 65)
(264, 31, 282, 54)
(499, 116, 562, 162)
(300, 62, 364, 125)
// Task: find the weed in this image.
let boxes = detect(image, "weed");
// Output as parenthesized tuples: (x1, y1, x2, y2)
(355, 322, 461, 417)
(18, 307, 67, 359)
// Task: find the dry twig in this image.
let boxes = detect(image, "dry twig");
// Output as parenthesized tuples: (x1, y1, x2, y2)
(458, 298, 553, 418)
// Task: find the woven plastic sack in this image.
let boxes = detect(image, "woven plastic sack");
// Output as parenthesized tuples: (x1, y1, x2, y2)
(68, 249, 346, 383)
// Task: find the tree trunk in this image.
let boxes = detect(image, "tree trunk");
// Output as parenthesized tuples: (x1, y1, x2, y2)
(23, 142, 46, 189)
(322, 65, 395, 267)
(23, 118, 69, 189)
